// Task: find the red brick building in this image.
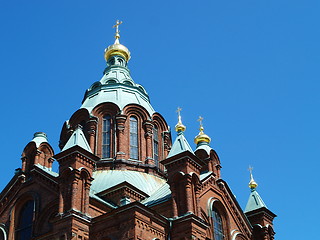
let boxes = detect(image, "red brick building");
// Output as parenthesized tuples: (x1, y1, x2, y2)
(0, 23, 276, 240)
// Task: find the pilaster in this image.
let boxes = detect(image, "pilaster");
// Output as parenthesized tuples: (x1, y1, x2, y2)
(115, 114, 127, 159)
(143, 120, 154, 165)
(87, 118, 98, 153)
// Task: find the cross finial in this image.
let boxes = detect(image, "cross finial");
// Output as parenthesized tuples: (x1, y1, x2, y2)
(248, 165, 253, 175)
(175, 107, 186, 133)
(176, 107, 182, 118)
(197, 116, 203, 128)
(113, 20, 123, 39)
(248, 165, 258, 190)
(197, 116, 205, 133)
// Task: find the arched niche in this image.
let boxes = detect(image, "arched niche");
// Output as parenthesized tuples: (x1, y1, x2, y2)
(207, 198, 230, 240)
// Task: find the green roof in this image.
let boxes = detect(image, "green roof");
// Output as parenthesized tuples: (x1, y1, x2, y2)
(91, 170, 166, 197)
(167, 132, 194, 158)
(31, 132, 48, 147)
(62, 126, 92, 153)
(244, 189, 268, 213)
(81, 65, 155, 116)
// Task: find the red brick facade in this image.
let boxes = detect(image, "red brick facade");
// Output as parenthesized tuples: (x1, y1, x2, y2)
(0, 38, 276, 240)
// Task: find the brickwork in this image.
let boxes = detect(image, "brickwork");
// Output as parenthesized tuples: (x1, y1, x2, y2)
(0, 40, 276, 239)
(0, 132, 275, 240)
(0, 100, 276, 240)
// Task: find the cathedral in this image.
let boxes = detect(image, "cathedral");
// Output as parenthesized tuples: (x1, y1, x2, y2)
(0, 21, 276, 240)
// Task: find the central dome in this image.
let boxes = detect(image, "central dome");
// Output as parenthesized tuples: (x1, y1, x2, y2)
(59, 21, 172, 183)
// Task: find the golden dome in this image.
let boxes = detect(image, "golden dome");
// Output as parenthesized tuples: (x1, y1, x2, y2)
(249, 178, 258, 189)
(104, 20, 131, 62)
(104, 38, 131, 62)
(194, 126, 211, 145)
(194, 116, 211, 145)
(175, 120, 186, 132)
(248, 167, 258, 189)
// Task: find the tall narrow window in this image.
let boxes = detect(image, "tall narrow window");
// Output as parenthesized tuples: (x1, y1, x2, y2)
(102, 115, 111, 158)
(212, 207, 224, 240)
(16, 200, 34, 240)
(130, 117, 138, 159)
(153, 126, 159, 166)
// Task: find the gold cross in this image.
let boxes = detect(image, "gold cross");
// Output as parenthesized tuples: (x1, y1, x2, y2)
(113, 20, 123, 35)
(176, 107, 182, 117)
(197, 116, 203, 128)
(248, 165, 253, 175)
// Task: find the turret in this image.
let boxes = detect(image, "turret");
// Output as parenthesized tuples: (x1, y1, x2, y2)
(21, 132, 54, 172)
(244, 168, 276, 240)
(161, 109, 205, 217)
(194, 117, 221, 178)
(53, 126, 99, 239)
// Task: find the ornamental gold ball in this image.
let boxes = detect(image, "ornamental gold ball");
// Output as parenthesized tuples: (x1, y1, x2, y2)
(104, 42, 131, 62)
(249, 179, 258, 189)
(175, 122, 186, 132)
(194, 132, 211, 145)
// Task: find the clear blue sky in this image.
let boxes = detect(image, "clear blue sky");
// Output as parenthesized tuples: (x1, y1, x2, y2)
(0, 1, 319, 239)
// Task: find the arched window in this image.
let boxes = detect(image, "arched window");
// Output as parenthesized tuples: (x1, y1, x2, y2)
(130, 117, 138, 160)
(212, 206, 224, 240)
(0, 226, 6, 240)
(102, 115, 111, 158)
(16, 200, 34, 240)
(153, 126, 159, 166)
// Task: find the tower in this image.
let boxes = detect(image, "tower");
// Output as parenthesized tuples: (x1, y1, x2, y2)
(0, 21, 276, 240)
(244, 169, 276, 240)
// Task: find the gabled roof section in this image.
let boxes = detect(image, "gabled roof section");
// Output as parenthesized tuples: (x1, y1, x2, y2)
(244, 189, 267, 213)
(167, 132, 194, 158)
(215, 179, 253, 233)
(62, 126, 92, 153)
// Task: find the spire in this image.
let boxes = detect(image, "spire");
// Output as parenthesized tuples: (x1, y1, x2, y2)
(104, 20, 131, 62)
(248, 166, 258, 190)
(167, 108, 193, 158)
(62, 125, 92, 153)
(244, 167, 267, 213)
(175, 107, 186, 133)
(194, 116, 211, 145)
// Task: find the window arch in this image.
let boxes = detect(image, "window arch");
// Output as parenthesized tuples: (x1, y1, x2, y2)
(153, 125, 159, 166)
(102, 115, 112, 158)
(0, 225, 6, 240)
(123, 80, 133, 86)
(130, 116, 139, 160)
(15, 200, 34, 240)
(212, 206, 224, 240)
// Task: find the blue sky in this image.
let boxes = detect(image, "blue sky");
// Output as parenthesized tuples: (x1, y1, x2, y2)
(0, 1, 319, 239)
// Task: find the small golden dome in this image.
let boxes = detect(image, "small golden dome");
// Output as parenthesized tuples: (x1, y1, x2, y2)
(194, 126, 211, 145)
(104, 20, 131, 62)
(104, 39, 131, 62)
(194, 116, 211, 145)
(249, 178, 258, 189)
(248, 166, 258, 189)
(175, 121, 186, 132)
